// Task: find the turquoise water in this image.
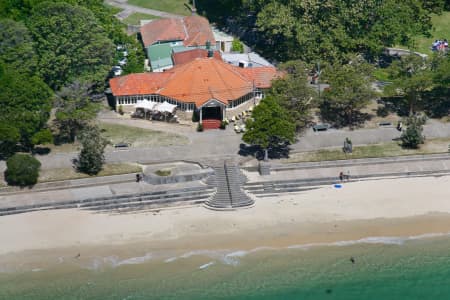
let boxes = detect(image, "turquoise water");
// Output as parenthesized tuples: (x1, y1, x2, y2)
(2, 235, 450, 299)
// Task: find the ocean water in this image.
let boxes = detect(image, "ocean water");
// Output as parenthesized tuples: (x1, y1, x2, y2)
(2, 235, 450, 299)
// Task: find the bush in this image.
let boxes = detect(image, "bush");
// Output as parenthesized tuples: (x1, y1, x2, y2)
(118, 105, 124, 115)
(220, 120, 227, 129)
(197, 123, 203, 132)
(192, 110, 199, 122)
(5, 153, 41, 186)
(231, 39, 244, 53)
(31, 129, 53, 145)
(76, 126, 108, 175)
(401, 116, 425, 149)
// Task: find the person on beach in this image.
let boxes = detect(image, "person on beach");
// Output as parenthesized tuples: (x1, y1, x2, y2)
(339, 172, 344, 181)
(136, 174, 141, 182)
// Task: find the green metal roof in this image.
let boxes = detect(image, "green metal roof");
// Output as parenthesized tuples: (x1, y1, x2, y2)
(147, 43, 173, 70)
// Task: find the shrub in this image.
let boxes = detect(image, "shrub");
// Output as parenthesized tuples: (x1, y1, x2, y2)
(5, 153, 41, 186)
(118, 105, 124, 115)
(231, 39, 244, 53)
(31, 129, 54, 145)
(220, 120, 227, 129)
(197, 123, 203, 132)
(401, 116, 425, 149)
(76, 126, 108, 175)
(155, 169, 171, 176)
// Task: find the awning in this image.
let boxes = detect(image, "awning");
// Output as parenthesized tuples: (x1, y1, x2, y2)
(135, 99, 158, 111)
(156, 101, 177, 113)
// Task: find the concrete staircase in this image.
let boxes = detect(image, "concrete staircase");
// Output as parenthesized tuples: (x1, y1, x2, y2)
(0, 186, 215, 216)
(205, 162, 254, 209)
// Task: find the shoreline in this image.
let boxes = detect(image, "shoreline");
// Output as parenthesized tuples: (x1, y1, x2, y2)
(1, 176, 450, 266)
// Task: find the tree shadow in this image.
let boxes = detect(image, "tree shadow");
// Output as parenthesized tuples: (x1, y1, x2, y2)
(238, 143, 291, 160)
(32, 146, 51, 156)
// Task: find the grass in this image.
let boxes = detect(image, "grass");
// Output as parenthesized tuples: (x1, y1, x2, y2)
(283, 138, 450, 163)
(155, 169, 172, 176)
(123, 12, 161, 25)
(400, 12, 450, 55)
(38, 163, 142, 183)
(127, 0, 191, 15)
(98, 122, 189, 148)
(103, 3, 123, 15)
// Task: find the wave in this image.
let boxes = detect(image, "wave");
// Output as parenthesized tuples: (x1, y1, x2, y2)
(84, 253, 153, 270)
(198, 261, 215, 270)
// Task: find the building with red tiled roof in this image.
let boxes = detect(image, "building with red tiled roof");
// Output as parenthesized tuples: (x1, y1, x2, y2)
(109, 58, 280, 122)
(140, 16, 215, 48)
(172, 48, 221, 66)
(140, 18, 186, 48)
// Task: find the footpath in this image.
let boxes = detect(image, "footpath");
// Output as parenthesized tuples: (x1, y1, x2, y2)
(1, 153, 449, 216)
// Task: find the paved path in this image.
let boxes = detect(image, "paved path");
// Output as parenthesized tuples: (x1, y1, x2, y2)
(1, 113, 450, 176)
(104, 0, 184, 19)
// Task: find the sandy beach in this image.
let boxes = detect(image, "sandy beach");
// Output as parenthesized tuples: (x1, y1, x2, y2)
(1, 175, 450, 259)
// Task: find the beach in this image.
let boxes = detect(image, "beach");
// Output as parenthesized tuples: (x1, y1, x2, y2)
(1, 175, 450, 256)
(2, 175, 450, 299)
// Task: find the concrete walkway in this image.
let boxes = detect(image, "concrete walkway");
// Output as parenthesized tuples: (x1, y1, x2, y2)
(2, 154, 449, 213)
(104, 0, 184, 19)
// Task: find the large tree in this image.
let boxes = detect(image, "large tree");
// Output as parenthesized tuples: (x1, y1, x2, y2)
(0, 64, 53, 150)
(28, 1, 114, 89)
(54, 81, 100, 142)
(243, 96, 295, 160)
(269, 60, 317, 132)
(385, 54, 434, 116)
(320, 56, 377, 128)
(201, 0, 438, 63)
(0, 18, 37, 75)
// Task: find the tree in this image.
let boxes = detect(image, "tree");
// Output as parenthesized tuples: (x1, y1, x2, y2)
(320, 56, 377, 128)
(54, 81, 100, 143)
(401, 116, 426, 149)
(0, 64, 53, 149)
(28, 2, 114, 89)
(385, 54, 434, 116)
(5, 153, 41, 186)
(231, 38, 244, 53)
(76, 125, 108, 175)
(31, 129, 53, 146)
(269, 60, 317, 131)
(0, 18, 37, 75)
(0, 123, 20, 158)
(243, 96, 295, 160)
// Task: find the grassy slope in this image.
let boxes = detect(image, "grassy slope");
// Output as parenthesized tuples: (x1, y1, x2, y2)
(123, 12, 160, 25)
(284, 138, 450, 163)
(127, 0, 190, 15)
(98, 122, 189, 148)
(408, 12, 450, 54)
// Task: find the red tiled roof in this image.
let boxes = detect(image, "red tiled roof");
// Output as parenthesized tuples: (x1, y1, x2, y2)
(172, 49, 221, 66)
(110, 59, 279, 107)
(183, 16, 216, 47)
(160, 58, 252, 106)
(140, 19, 186, 48)
(139, 16, 215, 48)
(236, 67, 281, 88)
(109, 73, 171, 96)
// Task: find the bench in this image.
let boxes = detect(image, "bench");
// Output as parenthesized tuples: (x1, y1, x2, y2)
(114, 142, 130, 149)
(312, 124, 330, 132)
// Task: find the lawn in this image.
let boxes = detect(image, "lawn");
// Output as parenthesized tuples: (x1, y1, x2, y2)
(403, 12, 450, 55)
(123, 12, 160, 25)
(39, 163, 142, 183)
(128, 0, 191, 15)
(283, 138, 450, 163)
(98, 122, 189, 148)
